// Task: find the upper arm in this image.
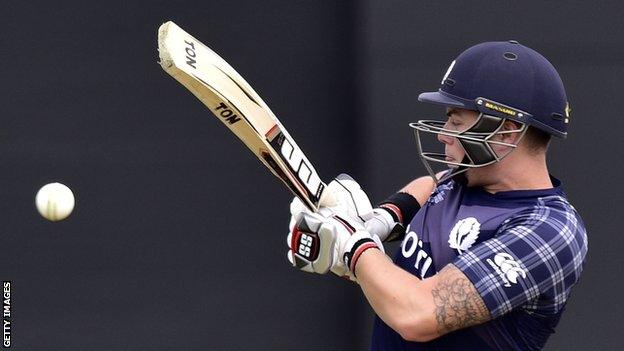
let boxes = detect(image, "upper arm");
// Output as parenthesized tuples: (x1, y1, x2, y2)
(452, 208, 587, 319)
(429, 264, 491, 335)
(402, 264, 491, 341)
(399, 175, 437, 206)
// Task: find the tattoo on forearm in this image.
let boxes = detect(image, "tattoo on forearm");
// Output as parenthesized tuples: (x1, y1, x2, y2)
(431, 265, 490, 334)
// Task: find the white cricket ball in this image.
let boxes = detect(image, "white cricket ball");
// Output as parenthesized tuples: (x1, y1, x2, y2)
(35, 182, 75, 221)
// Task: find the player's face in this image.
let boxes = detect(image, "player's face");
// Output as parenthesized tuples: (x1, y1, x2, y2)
(437, 108, 480, 167)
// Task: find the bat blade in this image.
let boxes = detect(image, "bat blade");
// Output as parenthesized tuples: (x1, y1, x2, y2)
(157, 21, 327, 211)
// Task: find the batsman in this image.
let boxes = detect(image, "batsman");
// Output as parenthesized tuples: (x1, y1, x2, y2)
(286, 41, 587, 350)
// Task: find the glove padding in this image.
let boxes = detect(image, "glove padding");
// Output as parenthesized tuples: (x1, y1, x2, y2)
(287, 210, 384, 281)
(319, 173, 405, 242)
(287, 211, 354, 280)
(286, 174, 385, 280)
(318, 173, 374, 221)
(288, 173, 373, 232)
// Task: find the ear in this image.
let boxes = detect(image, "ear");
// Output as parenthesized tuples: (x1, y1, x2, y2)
(499, 120, 523, 144)
(489, 120, 523, 157)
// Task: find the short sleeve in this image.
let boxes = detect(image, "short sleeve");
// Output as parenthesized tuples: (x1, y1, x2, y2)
(453, 200, 587, 318)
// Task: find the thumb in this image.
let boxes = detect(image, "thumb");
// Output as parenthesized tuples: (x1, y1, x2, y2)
(290, 197, 309, 216)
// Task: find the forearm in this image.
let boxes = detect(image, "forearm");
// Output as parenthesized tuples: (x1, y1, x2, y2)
(354, 249, 438, 341)
(355, 250, 491, 341)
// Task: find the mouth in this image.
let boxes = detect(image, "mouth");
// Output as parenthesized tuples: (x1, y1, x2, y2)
(445, 156, 455, 162)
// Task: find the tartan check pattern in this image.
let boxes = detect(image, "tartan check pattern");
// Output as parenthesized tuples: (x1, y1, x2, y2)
(453, 195, 588, 318)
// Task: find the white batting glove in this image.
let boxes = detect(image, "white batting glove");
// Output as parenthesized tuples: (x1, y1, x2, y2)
(288, 197, 354, 279)
(318, 173, 407, 242)
(285, 173, 386, 280)
(362, 208, 405, 242)
(318, 173, 374, 223)
(286, 210, 384, 281)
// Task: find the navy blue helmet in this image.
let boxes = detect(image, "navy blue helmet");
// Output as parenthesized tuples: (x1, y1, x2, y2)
(412, 41, 571, 181)
(419, 40, 570, 137)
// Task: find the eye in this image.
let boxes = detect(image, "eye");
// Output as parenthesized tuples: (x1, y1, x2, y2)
(446, 118, 461, 127)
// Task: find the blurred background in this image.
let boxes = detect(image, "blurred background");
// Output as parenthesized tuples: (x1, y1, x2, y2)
(2, 1, 622, 350)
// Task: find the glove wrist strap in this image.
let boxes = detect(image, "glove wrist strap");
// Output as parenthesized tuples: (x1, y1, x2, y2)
(343, 233, 380, 277)
(379, 192, 421, 225)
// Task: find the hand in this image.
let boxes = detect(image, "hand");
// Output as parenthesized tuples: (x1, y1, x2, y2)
(317, 173, 406, 242)
(318, 173, 374, 223)
(286, 206, 384, 281)
(362, 208, 406, 242)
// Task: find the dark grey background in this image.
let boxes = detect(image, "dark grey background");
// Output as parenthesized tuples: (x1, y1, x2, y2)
(1, 1, 621, 350)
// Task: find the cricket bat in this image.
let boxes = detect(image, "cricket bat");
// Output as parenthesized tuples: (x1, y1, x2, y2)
(157, 21, 331, 211)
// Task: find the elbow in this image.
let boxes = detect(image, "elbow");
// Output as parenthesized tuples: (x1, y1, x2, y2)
(392, 314, 439, 343)
(397, 326, 438, 343)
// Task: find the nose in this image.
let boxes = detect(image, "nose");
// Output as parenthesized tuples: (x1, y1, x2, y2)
(437, 122, 455, 145)
(437, 133, 454, 145)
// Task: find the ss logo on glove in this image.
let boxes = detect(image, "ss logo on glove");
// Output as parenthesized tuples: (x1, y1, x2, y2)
(298, 233, 314, 258)
(292, 225, 321, 261)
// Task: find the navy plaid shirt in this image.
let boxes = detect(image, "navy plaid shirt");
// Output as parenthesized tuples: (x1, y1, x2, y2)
(371, 177, 588, 351)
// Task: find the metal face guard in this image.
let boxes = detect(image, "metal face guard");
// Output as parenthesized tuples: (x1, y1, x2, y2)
(410, 113, 527, 183)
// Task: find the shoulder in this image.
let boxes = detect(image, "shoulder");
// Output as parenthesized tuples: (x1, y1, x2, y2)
(499, 193, 586, 243)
